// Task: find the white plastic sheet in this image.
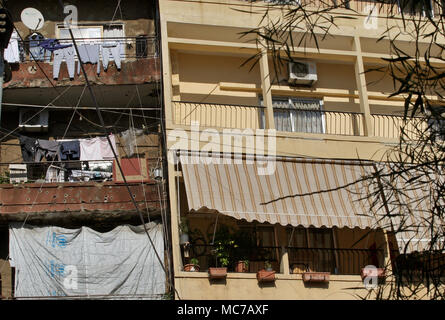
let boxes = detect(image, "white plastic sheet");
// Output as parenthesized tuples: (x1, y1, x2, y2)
(9, 222, 166, 299)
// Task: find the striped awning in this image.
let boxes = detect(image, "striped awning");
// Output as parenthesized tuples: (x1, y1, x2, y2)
(180, 153, 381, 229)
(179, 153, 439, 254)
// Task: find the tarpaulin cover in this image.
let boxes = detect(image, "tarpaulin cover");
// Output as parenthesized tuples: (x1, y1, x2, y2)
(9, 222, 166, 299)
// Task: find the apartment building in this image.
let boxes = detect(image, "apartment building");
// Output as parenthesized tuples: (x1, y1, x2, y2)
(0, 0, 169, 299)
(160, 0, 442, 300)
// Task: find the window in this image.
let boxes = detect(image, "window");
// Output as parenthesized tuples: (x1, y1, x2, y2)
(236, 223, 278, 263)
(260, 97, 325, 133)
(58, 26, 103, 44)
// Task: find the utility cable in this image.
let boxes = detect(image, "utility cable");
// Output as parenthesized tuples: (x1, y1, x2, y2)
(58, 0, 172, 297)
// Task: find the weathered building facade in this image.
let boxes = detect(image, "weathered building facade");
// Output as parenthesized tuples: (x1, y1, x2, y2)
(0, 0, 169, 299)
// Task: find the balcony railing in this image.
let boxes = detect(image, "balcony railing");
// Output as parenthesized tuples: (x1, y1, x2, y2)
(183, 243, 386, 275)
(173, 101, 265, 130)
(173, 101, 426, 139)
(287, 247, 385, 275)
(273, 107, 365, 136)
(248, 1, 440, 17)
(13, 36, 157, 63)
(371, 113, 427, 140)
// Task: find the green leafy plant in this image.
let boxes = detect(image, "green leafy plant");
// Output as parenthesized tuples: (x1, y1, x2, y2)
(264, 260, 272, 271)
(211, 225, 238, 268)
(190, 257, 199, 266)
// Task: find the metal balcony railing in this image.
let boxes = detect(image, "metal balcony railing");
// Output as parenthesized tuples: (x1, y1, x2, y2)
(0, 160, 114, 184)
(173, 101, 266, 130)
(173, 101, 428, 139)
(272, 107, 365, 136)
(287, 246, 386, 275)
(246, 1, 441, 17)
(14, 36, 157, 63)
(371, 113, 427, 140)
(183, 243, 386, 275)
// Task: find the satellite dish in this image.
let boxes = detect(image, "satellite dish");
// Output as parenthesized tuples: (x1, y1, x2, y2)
(21, 8, 45, 30)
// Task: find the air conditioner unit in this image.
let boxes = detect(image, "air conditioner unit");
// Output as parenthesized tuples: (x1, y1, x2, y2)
(288, 61, 317, 86)
(19, 108, 49, 132)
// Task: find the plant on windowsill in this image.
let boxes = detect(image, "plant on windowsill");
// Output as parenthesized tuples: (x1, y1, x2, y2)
(235, 259, 249, 273)
(257, 260, 276, 283)
(302, 265, 330, 283)
(208, 239, 238, 280)
(184, 257, 200, 272)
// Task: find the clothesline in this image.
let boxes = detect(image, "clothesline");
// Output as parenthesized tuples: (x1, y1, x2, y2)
(17, 128, 146, 164)
(5, 31, 126, 79)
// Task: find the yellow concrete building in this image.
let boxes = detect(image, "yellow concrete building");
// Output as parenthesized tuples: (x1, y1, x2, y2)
(159, 0, 440, 300)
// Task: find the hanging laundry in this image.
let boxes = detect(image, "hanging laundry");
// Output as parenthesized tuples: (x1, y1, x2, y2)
(35, 139, 62, 162)
(77, 43, 101, 75)
(27, 33, 51, 62)
(40, 39, 72, 52)
(4, 30, 20, 63)
(53, 46, 76, 79)
(19, 136, 37, 162)
(99, 134, 118, 159)
(45, 165, 65, 183)
(79, 135, 118, 161)
(119, 128, 144, 157)
(101, 42, 121, 71)
(60, 140, 80, 160)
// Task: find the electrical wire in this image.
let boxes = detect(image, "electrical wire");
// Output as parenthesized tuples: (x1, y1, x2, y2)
(57, 0, 174, 299)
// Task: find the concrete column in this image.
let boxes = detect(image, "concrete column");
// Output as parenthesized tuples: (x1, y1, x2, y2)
(353, 35, 373, 136)
(160, 19, 174, 128)
(167, 155, 183, 280)
(259, 47, 276, 130)
(280, 246, 290, 275)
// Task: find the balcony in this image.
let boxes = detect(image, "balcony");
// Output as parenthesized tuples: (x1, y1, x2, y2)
(172, 101, 425, 140)
(248, 0, 441, 17)
(183, 244, 386, 276)
(3, 36, 160, 89)
(0, 159, 165, 223)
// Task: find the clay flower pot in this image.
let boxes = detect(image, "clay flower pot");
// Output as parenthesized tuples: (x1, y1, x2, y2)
(208, 267, 227, 279)
(184, 264, 200, 272)
(235, 261, 249, 273)
(302, 272, 330, 283)
(256, 269, 276, 283)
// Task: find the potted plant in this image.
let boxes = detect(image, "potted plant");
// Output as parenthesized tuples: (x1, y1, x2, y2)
(208, 227, 238, 279)
(235, 259, 249, 273)
(302, 270, 330, 283)
(257, 260, 276, 283)
(184, 257, 200, 272)
(209, 239, 237, 279)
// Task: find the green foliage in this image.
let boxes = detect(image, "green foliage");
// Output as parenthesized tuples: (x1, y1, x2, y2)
(190, 257, 199, 265)
(212, 225, 238, 268)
